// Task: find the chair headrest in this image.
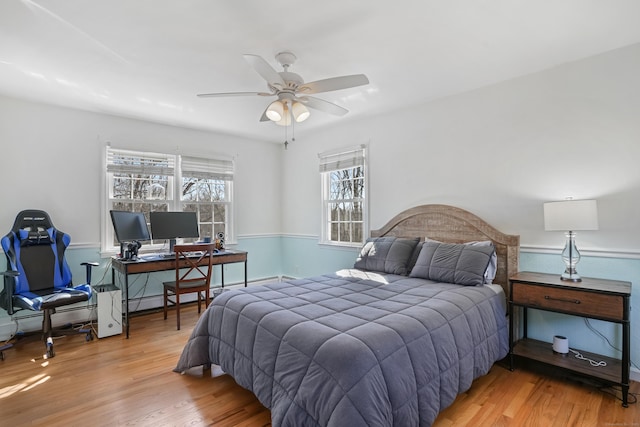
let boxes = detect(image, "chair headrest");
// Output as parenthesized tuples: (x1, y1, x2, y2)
(11, 210, 55, 232)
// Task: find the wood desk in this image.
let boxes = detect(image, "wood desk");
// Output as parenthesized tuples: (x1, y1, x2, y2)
(111, 249, 248, 338)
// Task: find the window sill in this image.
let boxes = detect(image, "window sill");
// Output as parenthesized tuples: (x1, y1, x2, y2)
(318, 241, 362, 250)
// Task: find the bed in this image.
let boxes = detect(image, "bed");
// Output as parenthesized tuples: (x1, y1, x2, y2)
(175, 204, 520, 426)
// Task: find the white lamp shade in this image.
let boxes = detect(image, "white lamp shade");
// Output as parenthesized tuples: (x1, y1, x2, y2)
(266, 101, 284, 121)
(292, 101, 310, 122)
(543, 199, 599, 231)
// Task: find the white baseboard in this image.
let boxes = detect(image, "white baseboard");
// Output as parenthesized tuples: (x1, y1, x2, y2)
(0, 277, 282, 341)
(0, 305, 97, 341)
(11, 275, 635, 385)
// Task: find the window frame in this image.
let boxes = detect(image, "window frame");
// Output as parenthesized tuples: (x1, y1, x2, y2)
(319, 144, 368, 247)
(102, 147, 234, 255)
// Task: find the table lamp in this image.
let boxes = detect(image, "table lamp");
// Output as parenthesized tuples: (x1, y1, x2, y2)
(543, 199, 598, 282)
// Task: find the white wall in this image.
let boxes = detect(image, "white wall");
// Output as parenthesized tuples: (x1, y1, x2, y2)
(1, 42, 639, 375)
(0, 96, 283, 243)
(281, 43, 640, 255)
(280, 42, 640, 378)
(0, 94, 284, 339)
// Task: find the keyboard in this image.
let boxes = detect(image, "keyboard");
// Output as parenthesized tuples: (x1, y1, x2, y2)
(139, 252, 207, 261)
(139, 253, 174, 261)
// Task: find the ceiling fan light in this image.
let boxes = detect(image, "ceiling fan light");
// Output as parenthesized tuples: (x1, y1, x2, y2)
(292, 102, 310, 122)
(266, 100, 284, 121)
(275, 103, 292, 126)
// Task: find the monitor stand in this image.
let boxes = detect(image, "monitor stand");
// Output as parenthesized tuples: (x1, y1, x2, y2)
(158, 238, 177, 259)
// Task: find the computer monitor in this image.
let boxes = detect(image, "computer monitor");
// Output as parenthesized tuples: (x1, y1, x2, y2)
(109, 210, 151, 260)
(110, 210, 151, 243)
(149, 211, 199, 252)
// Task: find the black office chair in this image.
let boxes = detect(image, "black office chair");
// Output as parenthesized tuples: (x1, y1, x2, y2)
(0, 210, 97, 359)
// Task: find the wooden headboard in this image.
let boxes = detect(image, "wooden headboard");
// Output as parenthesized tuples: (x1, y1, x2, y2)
(371, 204, 520, 295)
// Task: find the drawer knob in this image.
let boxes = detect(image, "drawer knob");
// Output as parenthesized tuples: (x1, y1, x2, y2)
(544, 295, 581, 304)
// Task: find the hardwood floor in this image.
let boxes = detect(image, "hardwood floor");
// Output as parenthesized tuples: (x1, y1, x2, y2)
(0, 304, 637, 426)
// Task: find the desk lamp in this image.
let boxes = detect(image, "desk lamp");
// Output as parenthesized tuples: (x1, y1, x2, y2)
(543, 199, 598, 282)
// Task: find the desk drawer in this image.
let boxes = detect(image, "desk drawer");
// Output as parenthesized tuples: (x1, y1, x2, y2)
(511, 282, 623, 321)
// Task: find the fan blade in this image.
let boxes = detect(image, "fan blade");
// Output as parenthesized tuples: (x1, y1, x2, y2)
(297, 96, 348, 116)
(298, 74, 369, 94)
(243, 54, 286, 88)
(197, 91, 273, 98)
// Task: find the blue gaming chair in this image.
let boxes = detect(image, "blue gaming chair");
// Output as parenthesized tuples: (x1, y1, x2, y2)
(0, 210, 96, 359)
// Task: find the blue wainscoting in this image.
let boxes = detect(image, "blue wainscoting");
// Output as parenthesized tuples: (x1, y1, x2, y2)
(2, 236, 637, 380)
(279, 237, 640, 379)
(280, 235, 360, 278)
(0, 235, 285, 326)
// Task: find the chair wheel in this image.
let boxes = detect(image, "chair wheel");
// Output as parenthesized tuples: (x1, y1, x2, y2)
(45, 344, 55, 359)
(45, 337, 55, 359)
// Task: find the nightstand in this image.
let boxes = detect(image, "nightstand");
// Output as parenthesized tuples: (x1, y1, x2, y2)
(509, 271, 632, 407)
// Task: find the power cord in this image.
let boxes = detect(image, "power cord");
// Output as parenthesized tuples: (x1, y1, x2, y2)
(576, 318, 638, 406)
(598, 385, 638, 405)
(583, 318, 640, 371)
(127, 272, 151, 313)
(568, 348, 606, 367)
(1, 318, 20, 344)
(92, 258, 113, 287)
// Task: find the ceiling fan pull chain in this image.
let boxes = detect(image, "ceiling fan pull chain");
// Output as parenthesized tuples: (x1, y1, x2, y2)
(292, 115, 296, 143)
(284, 117, 288, 149)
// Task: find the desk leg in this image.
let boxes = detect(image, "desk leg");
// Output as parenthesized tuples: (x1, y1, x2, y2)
(111, 266, 129, 339)
(244, 260, 247, 287)
(221, 265, 224, 288)
(622, 297, 630, 407)
(124, 270, 129, 339)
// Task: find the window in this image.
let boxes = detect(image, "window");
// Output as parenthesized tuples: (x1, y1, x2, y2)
(180, 156, 233, 243)
(104, 148, 233, 253)
(319, 145, 367, 246)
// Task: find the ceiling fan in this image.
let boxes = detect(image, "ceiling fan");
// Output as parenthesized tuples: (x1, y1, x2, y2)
(197, 51, 369, 125)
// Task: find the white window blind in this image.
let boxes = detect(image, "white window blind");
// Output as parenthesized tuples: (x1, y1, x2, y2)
(106, 148, 175, 175)
(181, 156, 234, 181)
(103, 147, 236, 253)
(318, 145, 366, 173)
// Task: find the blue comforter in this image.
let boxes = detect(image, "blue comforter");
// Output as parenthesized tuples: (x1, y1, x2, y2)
(175, 269, 508, 426)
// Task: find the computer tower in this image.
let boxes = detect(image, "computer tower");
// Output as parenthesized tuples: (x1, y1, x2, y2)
(95, 284, 122, 338)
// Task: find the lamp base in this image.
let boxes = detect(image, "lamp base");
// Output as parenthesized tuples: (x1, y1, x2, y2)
(560, 232, 582, 282)
(561, 268, 582, 282)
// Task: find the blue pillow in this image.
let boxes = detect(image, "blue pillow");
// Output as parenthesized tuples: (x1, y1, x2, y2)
(409, 241, 495, 286)
(354, 237, 420, 275)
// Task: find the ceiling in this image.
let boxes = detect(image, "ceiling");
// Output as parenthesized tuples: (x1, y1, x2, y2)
(2, 1, 640, 143)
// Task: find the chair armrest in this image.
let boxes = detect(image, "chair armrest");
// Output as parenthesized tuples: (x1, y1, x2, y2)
(1, 270, 19, 315)
(81, 262, 100, 285)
